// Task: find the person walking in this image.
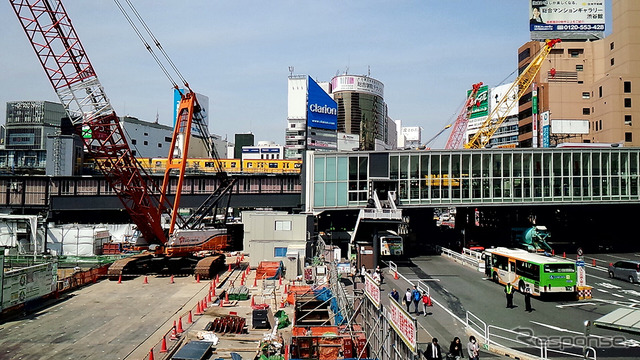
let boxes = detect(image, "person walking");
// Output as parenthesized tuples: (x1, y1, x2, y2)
(524, 286, 533, 312)
(421, 291, 431, 316)
(467, 336, 479, 360)
(424, 337, 442, 360)
(404, 288, 412, 313)
(411, 285, 421, 314)
(390, 288, 400, 303)
(504, 283, 514, 308)
(448, 337, 464, 360)
(360, 265, 366, 283)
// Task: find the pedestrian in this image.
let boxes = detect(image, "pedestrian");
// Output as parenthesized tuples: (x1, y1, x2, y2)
(467, 336, 479, 360)
(404, 288, 412, 313)
(372, 270, 380, 283)
(421, 291, 431, 316)
(524, 286, 532, 312)
(425, 337, 442, 360)
(412, 285, 421, 314)
(390, 288, 400, 303)
(448, 337, 464, 360)
(375, 265, 384, 284)
(504, 283, 514, 308)
(360, 265, 366, 283)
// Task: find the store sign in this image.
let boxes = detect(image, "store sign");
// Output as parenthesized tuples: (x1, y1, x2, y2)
(388, 298, 417, 352)
(469, 85, 489, 119)
(307, 77, 337, 130)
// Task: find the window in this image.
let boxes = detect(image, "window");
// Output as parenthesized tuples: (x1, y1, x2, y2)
(625, 98, 632, 108)
(576, 64, 584, 71)
(158, 143, 162, 148)
(275, 220, 292, 231)
(583, 108, 590, 115)
(599, 86, 603, 98)
(625, 115, 632, 125)
(144, 132, 149, 136)
(518, 48, 531, 62)
(611, 58, 615, 66)
(625, 132, 633, 142)
(595, 121, 599, 131)
(274, 247, 288, 257)
(610, 42, 615, 50)
(624, 81, 631, 93)
(582, 92, 590, 99)
(569, 49, 583, 58)
(131, 139, 137, 145)
(143, 140, 148, 146)
(165, 136, 172, 142)
(600, 119, 602, 130)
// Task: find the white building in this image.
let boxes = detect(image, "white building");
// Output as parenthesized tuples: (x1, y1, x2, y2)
(242, 141, 284, 160)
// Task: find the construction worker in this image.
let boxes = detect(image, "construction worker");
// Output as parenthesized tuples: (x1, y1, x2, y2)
(504, 283, 514, 308)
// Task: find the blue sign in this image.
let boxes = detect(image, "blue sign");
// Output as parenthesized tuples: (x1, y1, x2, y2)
(307, 77, 337, 130)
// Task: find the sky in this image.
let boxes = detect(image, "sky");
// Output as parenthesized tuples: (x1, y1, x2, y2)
(0, 1, 612, 149)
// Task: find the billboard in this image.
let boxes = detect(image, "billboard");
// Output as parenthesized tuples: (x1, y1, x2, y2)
(307, 77, 338, 131)
(469, 85, 489, 119)
(489, 82, 518, 118)
(530, 0, 605, 40)
(331, 75, 384, 98)
(402, 127, 422, 142)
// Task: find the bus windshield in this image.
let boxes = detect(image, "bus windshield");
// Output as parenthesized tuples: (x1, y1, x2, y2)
(544, 263, 575, 273)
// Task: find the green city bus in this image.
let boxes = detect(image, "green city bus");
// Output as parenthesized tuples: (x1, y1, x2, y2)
(484, 247, 577, 297)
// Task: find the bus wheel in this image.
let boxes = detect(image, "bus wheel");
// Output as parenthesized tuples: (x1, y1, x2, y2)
(493, 273, 498, 283)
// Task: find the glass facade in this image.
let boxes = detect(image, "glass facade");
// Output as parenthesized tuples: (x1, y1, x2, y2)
(310, 148, 640, 209)
(333, 92, 386, 150)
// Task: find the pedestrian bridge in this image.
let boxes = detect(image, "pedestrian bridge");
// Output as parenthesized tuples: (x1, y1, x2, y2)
(305, 147, 640, 212)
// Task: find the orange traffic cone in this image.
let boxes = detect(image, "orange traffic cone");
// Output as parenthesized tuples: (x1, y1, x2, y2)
(177, 317, 183, 334)
(241, 254, 244, 261)
(188, 310, 193, 324)
(195, 301, 202, 316)
(211, 286, 216, 297)
(148, 348, 155, 360)
(216, 274, 219, 283)
(196, 274, 200, 283)
(219, 297, 224, 307)
(118, 275, 122, 284)
(563, 252, 566, 258)
(394, 271, 399, 280)
(208, 291, 212, 303)
(251, 295, 255, 307)
(240, 278, 245, 286)
(284, 342, 289, 360)
(253, 276, 257, 288)
(284, 284, 288, 294)
(160, 336, 168, 353)
(143, 276, 148, 284)
(592, 259, 596, 266)
(552, 249, 555, 256)
(246, 266, 250, 275)
(170, 275, 174, 284)
(225, 291, 229, 303)
(228, 263, 232, 272)
(170, 321, 178, 340)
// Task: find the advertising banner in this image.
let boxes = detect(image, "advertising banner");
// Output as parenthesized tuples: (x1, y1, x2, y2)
(364, 272, 381, 309)
(331, 75, 384, 98)
(388, 296, 417, 352)
(541, 111, 550, 148)
(307, 77, 338, 130)
(530, 0, 605, 40)
(469, 85, 489, 119)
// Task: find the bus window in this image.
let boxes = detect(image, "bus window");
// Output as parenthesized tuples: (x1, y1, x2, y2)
(494, 255, 508, 270)
(544, 263, 575, 273)
(516, 260, 540, 282)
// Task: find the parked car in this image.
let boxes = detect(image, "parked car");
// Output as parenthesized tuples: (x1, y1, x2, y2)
(608, 260, 640, 283)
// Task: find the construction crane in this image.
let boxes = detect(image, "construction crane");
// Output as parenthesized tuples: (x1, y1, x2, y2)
(422, 124, 452, 149)
(464, 39, 561, 149)
(10, 0, 232, 278)
(445, 82, 484, 149)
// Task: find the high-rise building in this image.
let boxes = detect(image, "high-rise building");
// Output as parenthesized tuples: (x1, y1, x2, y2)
(5, 101, 65, 150)
(518, 0, 639, 147)
(330, 75, 390, 150)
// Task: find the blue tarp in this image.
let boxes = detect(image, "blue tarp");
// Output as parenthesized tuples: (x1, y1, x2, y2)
(313, 287, 346, 325)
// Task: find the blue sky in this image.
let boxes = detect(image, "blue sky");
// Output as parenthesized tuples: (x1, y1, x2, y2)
(0, 1, 612, 149)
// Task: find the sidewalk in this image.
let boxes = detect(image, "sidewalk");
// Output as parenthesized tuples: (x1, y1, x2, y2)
(354, 268, 500, 358)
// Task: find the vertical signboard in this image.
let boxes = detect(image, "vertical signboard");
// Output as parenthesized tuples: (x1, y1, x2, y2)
(541, 111, 550, 148)
(364, 272, 381, 309)
(469, 85, 489, 119)
(532, 84, 538, 148)
(388, 295, 417, 352)
(307, 77, 338, 151)
(529, 0, 605, 40)
(576, 248, 586, 287)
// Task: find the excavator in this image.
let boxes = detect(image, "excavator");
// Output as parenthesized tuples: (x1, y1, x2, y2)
(9, 0, 235, 279)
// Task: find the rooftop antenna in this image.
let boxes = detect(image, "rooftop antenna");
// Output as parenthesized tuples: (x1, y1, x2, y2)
(367, 65, 370, 77)
(288, 66, 294, 77)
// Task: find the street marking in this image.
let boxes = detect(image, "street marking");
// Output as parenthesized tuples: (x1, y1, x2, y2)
(611, 293, 624, 298)
(530, 321, 609, 339)
(596, 282, 621, 289)
(621, 289, 640, 297)
(596, 288, 609, 293)
(556, 302, 595, 308)
(407, 278, 441, 282)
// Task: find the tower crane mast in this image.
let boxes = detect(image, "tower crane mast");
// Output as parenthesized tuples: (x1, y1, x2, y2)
(464, 39, 561, 149)
(9, 0, 169, 245)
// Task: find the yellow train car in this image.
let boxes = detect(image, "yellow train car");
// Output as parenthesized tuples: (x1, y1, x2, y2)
(129, 157, 301, 175)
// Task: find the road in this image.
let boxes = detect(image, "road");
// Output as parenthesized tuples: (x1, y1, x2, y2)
(393, 251, 640, 359)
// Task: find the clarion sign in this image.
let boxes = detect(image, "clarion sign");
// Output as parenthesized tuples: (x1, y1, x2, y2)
(309, 103, 337, 116)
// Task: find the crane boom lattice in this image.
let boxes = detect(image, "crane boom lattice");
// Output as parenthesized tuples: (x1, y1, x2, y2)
(465, 39, 561, 149)
(9, 0, 169, 245)
(445, 82, 484, 149)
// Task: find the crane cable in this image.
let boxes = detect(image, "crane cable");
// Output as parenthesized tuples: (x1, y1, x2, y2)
(113, 0, 188, 91)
